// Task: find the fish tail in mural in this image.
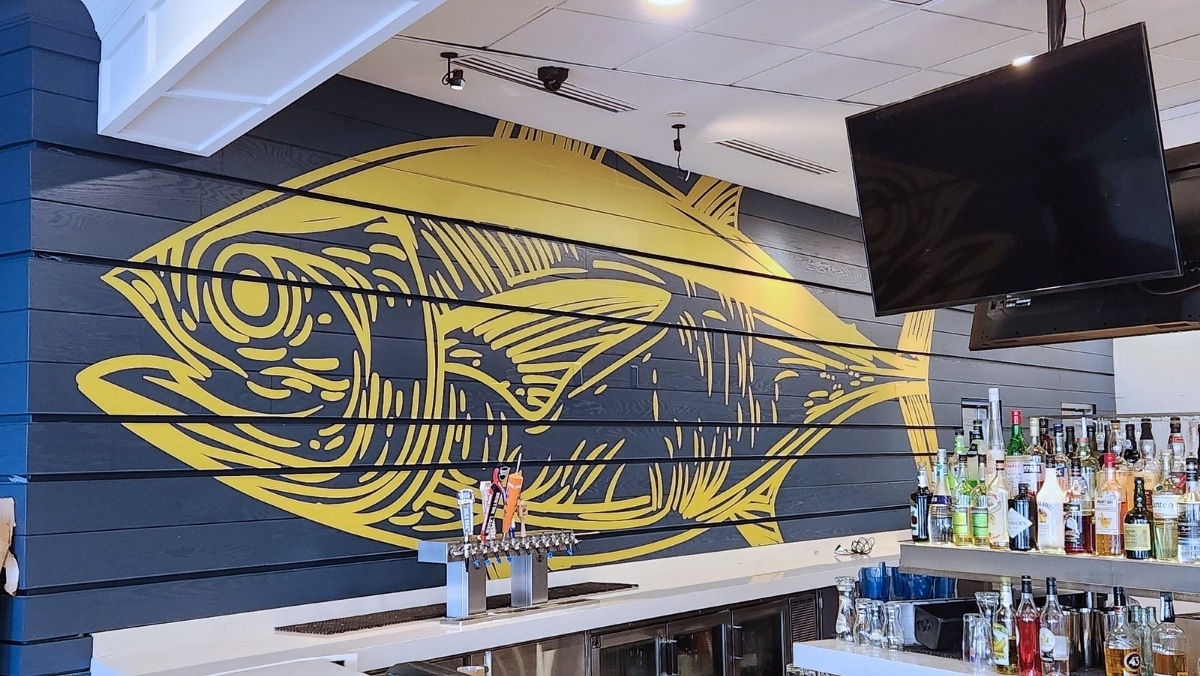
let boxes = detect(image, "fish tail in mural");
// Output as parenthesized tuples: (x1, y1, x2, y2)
(76, 121, 935, 567)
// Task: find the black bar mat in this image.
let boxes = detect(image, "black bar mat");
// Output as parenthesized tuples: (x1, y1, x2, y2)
(276, 582, 637, 636)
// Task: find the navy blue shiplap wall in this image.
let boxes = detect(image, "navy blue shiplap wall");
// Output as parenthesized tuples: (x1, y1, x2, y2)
(0, 1, 1115, 674)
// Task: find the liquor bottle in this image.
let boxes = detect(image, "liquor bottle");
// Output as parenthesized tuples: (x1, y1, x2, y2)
(1088, 422, 1100, 456)
(1152, 448, 1181, 561)
(1177, 458, 1200, 563)
(930, 449, 953, 545)
(1139, 420, 1161, 500)
(972, 460, 991, 547)
(953, 433, 974, 546)
(1040, 577, 1069, 676)
(1065, 458, 1093, 554)
(1095, 453, 1126, 557)
(952, 430, 968, 492)
(1142, 607, 1159, 676)
(1125, 477, 1153, 560)
(1151, 593, 1187, 676)
(988, 387, 1005, 461)
(1038, 464, 1067, 554)
(1167, 417, 1187, 490)
(1105, 605, 1144, 676)
(971, 423, 986, 482)
(1078, 428, 1099, 495)
(1053, 424, 1071, 490)
(1010, 483, 1037, 551)
(911, 467, 932, 543)
(994, 579, 1019, 675)
(1008, 410, 1029, 486)
(1125, 423, 1143, 467)
(1141, 418, 1158, 462)
(1024, 417, 1048, 501)
(989, 458, 1012, 549)
(1016, 575, 1043, 676)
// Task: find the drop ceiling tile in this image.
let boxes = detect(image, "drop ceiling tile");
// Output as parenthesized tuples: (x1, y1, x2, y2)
(925, 0, 1126, 31)
(844, 69, 964, 106)
(1157, 78, 1200, 109)
(1070, 0, 1200, 48)
(936, 32, 1050, 76)
(624, 32, 805, 85)
(492, 8, 682, 68)
(738, 52, 917, 100)
(400, 0, 554, 47)
(823, 11, 1027, 69)
(558, 0, 754, 30)
(1151, 53, 1200, 89)
(697, 0, 911, 50)
(1157, 34, 1200, 61)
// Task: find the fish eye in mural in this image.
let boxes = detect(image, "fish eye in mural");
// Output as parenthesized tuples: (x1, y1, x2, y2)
(76, 122, 936, 568)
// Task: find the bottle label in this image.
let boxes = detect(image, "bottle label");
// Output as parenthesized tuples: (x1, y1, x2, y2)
(988, 490, 1009, 545)
(971, 506, 989, 538)
(1007, 508, 1033, 535)
(1052, 635, 1068, 660)
(992, 624, 1010, 665)
(1153, 493, 1181, 519)
(1037, 504, 1063, 546)
(1006, 463, 1025, 492)
(1120, 648, 1141, 675)
(910, 500, 919, 536)
(952, 505, 969, 536)
(1095, 496, 1122, 535)
(1126, 523, 1152, 552)
(1038, 627, 1055, 654)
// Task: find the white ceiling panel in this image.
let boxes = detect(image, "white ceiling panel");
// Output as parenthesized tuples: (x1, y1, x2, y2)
(738, 52, 917, 100)
(844, 68, 964, 106)
(935, 32, 1051, 75)
(823, 11, 1027, 69)
(925, 0, 1127, 32)
(1156, 77, 1200, 109)
(491, 8, 682, 67)
(1150, 52, 1200, 89)
(623, 32, 805, 85)
(400, 0, 554, 47)
(1069, 0, 1200, 47)
(559, 0, 754, 30)
(697, 0, 911, 50)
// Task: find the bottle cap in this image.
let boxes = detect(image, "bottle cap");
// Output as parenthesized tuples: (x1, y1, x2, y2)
(1018, 482, 1028, 492)
(1103, 453, 1117, 468)
(1011, 410, 1022, 425)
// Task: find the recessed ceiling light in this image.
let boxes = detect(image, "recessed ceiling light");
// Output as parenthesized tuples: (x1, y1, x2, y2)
(646, 0, 688, 6)
(667, 111, 686, 118)
(1012, 55, 1035, 67)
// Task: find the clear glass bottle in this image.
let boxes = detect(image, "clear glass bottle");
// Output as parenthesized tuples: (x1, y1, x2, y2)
(1038, 463, 1067, 554)
(911, 467, 932, 543)
(834, 576, 857, 644)
(972, 456, 991, 547)
(1105, 606, 1143, 676)
(1017, 416, 1040, 495)
(1152, 593, 1187, 676)
(953, 432, 974, 546)
(1140, 420, 1161, 504)
(1125, 477, 1153, 560)
(994, 579, 1018, 675)
(988, 458, 1012, 550)
(1078, 426, 1100, 494)
(1168, 418, 1187, 491)
(1016, 575, 1043, 676)
(1142, 607, 1159, 676)
(930, 448, 953, 545)
(1153, 448, 1181, 561)
(1095, 453, 1126, 557)
(1053, 423, 1071, 491)
(1039, 577, 1069, 676)
(1065, 457, 1093, 554)
(1177, 458, 1200, 563)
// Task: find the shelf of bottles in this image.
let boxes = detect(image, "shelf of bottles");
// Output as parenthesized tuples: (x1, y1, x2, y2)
(907, 384, 1200, 595)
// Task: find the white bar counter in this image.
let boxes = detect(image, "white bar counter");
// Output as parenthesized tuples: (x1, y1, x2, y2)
(792, 640, 980, 676)
(92, 530, 907, 676)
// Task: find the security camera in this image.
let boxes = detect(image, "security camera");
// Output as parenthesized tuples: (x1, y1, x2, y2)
(537, 66, 569, 92)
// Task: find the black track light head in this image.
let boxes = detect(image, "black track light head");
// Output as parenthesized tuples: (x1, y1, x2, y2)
(537, 66, 569, 92)
(440, 52, 464, 91)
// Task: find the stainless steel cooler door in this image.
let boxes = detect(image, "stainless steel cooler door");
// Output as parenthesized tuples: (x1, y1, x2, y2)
(729, 602, 788, 676)
(590, 626, 662, 676)
(667, 612, 728, 676)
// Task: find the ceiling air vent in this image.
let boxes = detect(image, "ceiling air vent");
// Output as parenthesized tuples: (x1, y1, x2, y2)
(711, 138, 837, 175)
(454, 55, 636, 114)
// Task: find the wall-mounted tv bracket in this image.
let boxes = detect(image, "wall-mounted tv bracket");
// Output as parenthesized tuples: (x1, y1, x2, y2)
(417, 530, 579, 621)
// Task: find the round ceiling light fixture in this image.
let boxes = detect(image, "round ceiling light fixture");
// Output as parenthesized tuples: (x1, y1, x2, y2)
(667, 111, 686, 118)
(646, 0, 688, 6)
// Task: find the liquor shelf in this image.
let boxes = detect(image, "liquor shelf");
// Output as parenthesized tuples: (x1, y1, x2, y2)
(900, 542, 1200, 602)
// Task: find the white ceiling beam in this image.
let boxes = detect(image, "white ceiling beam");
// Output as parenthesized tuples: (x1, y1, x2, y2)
(81, 0, 446, 156)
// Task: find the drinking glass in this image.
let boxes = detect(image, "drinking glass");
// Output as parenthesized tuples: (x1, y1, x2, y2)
(868, 600, 886, 646)
(859, 564, 889, 601)
(854, 598, 873, 645)
(885, 602, 905, 650)
(963, 613, 991, 666)
(834, 576, 858, 644)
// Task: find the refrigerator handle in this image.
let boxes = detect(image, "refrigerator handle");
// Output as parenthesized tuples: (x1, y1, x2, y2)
(658, 637, 679, 676)
(730, 624, 744, 661)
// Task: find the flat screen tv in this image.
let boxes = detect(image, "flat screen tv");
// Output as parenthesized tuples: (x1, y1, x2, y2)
(846, 23, 1179, 317)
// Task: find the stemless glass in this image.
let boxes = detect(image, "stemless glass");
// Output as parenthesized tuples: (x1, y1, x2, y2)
(885, 602, 905, 650)
(854, 598, 873, 646)
(963, 613, 991, 665)
(868, 600, 886, 646)
(834, 576, 858, 644)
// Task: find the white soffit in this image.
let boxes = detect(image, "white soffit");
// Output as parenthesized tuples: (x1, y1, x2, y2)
(81, 0, 446, 156)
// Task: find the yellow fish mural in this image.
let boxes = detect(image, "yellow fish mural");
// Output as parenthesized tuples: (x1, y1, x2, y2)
(76, 122, 936, 567)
